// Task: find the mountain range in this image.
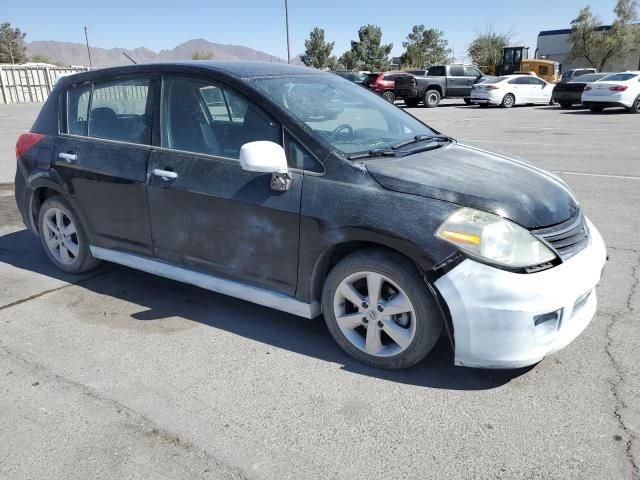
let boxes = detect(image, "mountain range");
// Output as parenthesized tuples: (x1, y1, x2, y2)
(26, 39, 290, 67)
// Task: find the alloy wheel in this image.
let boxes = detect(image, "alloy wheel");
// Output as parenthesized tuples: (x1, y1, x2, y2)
(42, 207, 79, 265)
(332, 271, 416, 357)
(503, 94, 515, 108)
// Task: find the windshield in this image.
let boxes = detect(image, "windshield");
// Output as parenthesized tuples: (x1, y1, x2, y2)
(600, 73, 638, 82)
(252, 75, 436, 155)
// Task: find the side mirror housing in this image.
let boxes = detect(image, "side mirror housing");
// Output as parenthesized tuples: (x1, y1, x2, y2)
(239, 141, 288, 174)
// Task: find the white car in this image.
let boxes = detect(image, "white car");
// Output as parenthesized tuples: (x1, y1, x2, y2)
(581, 71, 640, 113)
(470, 75, 553, 108)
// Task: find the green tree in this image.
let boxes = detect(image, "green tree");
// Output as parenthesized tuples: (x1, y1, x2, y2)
(467, 27, 511, 68)
(400, 25, 450, 68)
(350, 25, 393, 71)
(191, 50, 214, 60)
(300, 27, 336, 69)
(569, 0, 640, 70)
(338, 51, 357, 70)
(0, 22, 27, 64)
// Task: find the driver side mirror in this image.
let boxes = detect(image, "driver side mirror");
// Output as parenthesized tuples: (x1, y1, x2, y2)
(239, 141, 292, 192)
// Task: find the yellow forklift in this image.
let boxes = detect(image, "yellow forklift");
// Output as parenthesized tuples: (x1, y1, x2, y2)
(481, 46, 561, 83)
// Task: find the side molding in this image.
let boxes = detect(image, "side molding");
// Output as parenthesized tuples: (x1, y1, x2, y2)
(90, 246, 321, 319)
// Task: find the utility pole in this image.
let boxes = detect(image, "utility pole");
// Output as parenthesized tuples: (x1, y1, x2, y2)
(84, 26, 93, 68)
(284, 0, 291, 64)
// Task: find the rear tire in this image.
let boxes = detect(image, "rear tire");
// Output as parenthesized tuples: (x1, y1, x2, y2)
(423, 89, 441, 108)
(382, 90, 396, 103)
(463, 98, 472, 105)
(501, 93, 515, 108)
(38, 195, 100, 274)
(404, 98, 420, 108)
(626, 95, 640, 114)
(590, 106, 603, 113)
(322, 248, 442, 370)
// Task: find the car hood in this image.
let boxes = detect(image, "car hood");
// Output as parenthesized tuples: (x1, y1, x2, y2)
(365, 143, 579, 229)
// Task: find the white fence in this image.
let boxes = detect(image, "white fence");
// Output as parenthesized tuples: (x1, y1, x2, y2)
(0, 66, 89, 104)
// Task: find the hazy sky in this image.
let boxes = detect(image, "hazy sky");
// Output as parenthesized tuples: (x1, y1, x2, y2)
(4, 0, 619, 61)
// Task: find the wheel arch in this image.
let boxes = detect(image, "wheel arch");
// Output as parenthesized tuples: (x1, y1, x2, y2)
(308, 234, 438, 308)
(425, 84, 444, 96)
(25, 173, 73, 233)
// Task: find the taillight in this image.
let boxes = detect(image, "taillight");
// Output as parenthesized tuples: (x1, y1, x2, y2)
(609, 86, 628, 91)
(16, 133, 45, 158)
(584, 86, 592, 91)
(486, 85, 500, 90)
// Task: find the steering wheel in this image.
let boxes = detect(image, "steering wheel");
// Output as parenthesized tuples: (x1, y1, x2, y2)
(330, 124, 353, 138)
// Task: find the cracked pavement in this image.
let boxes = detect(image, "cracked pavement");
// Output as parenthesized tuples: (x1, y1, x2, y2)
(1, 102, 638, 479)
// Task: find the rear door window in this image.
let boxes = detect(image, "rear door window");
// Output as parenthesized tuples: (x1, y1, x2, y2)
(66, 83, 91, 136)
(88, 77, 151, 144)
(161, 75, 280, 159)
(449, 66, 465, 77)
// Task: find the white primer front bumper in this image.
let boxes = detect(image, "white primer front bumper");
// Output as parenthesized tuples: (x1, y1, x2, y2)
(434, 218, 607, 369)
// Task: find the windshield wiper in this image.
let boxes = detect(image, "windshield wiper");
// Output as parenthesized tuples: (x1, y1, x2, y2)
(348, 148, 397, 160)
(390, 134, 452, 150)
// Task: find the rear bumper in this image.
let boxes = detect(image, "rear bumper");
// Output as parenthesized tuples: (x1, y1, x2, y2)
(582, 91, 633, 108)
(582, 100, 629, 109)
(14, 162, 30, 230)
(552, 92, 581, 104)
(395, 87, 418, 99)
(434, 218, 607, 369)
(470, 95, 499, 105)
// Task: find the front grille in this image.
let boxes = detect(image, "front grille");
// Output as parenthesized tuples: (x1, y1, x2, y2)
(532, 214, 590, 261)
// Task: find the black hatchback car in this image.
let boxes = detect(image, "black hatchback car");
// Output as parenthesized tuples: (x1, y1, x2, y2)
(15, 62, 606, 369)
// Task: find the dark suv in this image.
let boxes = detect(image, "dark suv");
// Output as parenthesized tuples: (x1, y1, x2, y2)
(15, 62, 606, 370)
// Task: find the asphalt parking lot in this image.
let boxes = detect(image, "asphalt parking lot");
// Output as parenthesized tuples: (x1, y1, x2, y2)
(0, 100, 638, 480)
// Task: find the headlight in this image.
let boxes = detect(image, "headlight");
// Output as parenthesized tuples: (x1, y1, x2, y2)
(436, 208, 557, 268)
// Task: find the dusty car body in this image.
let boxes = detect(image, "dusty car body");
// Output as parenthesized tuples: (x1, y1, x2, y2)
(15, 62, 606, 369)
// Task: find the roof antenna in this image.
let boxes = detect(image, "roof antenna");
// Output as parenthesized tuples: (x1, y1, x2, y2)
(122, 51, 137, 64)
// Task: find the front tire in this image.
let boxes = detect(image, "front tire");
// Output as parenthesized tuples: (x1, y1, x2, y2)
(382, 90, 396, 103)
(322, 249, 442, 369)
(423, 89, 441, 108)
(501, 93, 515, 108)
(38, 195, 100, 274)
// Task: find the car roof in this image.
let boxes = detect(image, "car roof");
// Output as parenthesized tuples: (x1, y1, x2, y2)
(56, 61, 330, 87)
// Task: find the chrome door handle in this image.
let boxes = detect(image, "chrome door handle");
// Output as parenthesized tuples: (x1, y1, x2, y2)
(152, 168, 178, 180)
(58, 152, 77, 163)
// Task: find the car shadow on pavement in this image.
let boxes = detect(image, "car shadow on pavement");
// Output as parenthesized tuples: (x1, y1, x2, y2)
(560, 109, 628, 115)
(0, 229, 532, 391)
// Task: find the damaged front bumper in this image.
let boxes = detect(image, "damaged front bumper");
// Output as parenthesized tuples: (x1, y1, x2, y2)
(434, 218, 607, 369)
